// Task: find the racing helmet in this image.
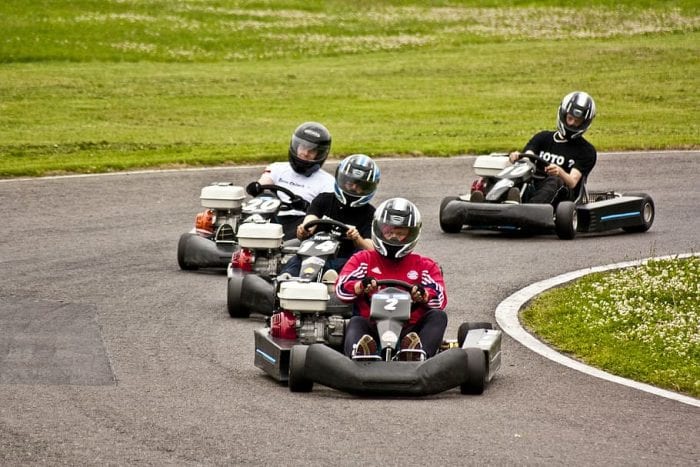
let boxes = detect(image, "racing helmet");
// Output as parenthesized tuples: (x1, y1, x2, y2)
(334, 154, 381, 207)
(556, 91, 596, 140)
(288, 122, 332, 176)
(371, 198, 422, 260)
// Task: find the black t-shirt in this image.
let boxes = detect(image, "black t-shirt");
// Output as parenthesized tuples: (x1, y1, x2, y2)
(307, 192, 375, 258)
(524, 131, 597, 178)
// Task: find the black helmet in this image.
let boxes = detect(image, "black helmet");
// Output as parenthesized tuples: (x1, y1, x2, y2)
(557, 91, 596, 140)
(371, 198, 422, 260)
(334, 154, 381, 207)
(288, 122, 332, 176)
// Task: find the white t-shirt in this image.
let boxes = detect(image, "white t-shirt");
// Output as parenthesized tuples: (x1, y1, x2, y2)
(263, 162, 334, 216)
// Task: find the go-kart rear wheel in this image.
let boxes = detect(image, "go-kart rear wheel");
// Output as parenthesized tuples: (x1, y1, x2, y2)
(555, 201, 577, 240)
(461, 348, 486, 395)
(457, 322, 494, 347)
(439, 196, 463, 234)
(622, 193, 655, 233)
(177, 233, 199, 270)
(288, 345, 313, 393)
(227, 273, 250, 318)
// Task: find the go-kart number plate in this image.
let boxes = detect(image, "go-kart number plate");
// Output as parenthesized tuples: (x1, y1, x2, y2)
(298, 239, 339, 256)
(370, 292, 411, 320)
(242, 197, 281, 214)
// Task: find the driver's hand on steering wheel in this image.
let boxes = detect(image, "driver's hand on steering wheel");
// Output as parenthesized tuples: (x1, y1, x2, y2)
(296, 223, 314, 240)
(345, 226, 361, 242)
(411, 285, 429, 304)
(545, 164, 561, 178)
(354, 277, 377, 296)
(508, 151, 521, 163)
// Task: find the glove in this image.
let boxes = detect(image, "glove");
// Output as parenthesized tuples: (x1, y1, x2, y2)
(411, 285, 428, 303)
(246, 181, 262, 197)
(290, 197, 309, 212)
(362, 276, 376, 288)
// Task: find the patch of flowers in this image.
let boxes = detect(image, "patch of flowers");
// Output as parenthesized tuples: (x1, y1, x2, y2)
(578, 256, 699, 358)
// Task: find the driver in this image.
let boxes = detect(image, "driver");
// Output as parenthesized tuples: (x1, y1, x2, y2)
(505, 91, 597, 204)
(278, 154, 380, 278)
(247, 122, 335, 239)
(335, 198, 447, 361)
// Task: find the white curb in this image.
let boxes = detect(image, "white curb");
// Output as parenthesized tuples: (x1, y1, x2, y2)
(495, 253, 700, 408)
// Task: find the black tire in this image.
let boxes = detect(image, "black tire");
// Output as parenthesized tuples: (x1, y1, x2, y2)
(457, 322, 494, 347)
(227, 274, 250, 318)
(177, 233, 198, 270)
(439, 196, 463, 234)
(288, 346, 313, 393)
(461, 348, 486, 395)
(554, 201, 577, 240)
(622, 194, 655, 233)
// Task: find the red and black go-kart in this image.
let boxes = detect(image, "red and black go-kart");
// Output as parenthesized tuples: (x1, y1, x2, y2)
(254, 279, 501, 396)
(439, 153, 655, 240)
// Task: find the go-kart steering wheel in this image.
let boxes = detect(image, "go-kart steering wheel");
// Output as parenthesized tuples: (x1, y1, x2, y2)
(375, 279, 415, 292)
(303, 218, 351, 236)
(257, 184, 307, 210)
(521, 153, 550, 175)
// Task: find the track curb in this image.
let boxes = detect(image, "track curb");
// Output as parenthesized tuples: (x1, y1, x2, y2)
(495, 252, 700, 408)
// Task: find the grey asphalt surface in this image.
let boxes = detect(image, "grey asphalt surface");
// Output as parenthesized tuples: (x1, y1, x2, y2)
(0, 152, 698, 465)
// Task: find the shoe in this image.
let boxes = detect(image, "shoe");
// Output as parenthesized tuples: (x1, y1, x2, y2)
(352, 334, 379, 360)
(505, 187, 520, 204)
(398, 332, 425, 361)
(321, 269, 338, 284)
(469, 190, 485, 203)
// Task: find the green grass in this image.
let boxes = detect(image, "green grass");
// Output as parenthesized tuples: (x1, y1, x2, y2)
(521, 257, 700, 398)
(0, 1, 698, 177)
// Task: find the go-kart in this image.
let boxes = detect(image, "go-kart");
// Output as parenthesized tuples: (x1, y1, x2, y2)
(255, 279, 502, 396)
(226, 218, 351, 318)
(439, 153, 655, 240)
(177, 182, 305, 271)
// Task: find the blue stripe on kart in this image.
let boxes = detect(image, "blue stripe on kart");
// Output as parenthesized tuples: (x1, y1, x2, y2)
(601, 212, 640, 222)
(255, 348, 277, 364)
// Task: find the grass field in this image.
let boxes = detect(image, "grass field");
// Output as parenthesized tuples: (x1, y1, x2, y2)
(0, 1, 698, 176)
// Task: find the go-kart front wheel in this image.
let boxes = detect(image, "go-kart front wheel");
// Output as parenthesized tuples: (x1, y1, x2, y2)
(622, 193, 655, 233)
(555, 201, 577, 240)
(177, 233, 199, 270)
(439, 196, 463, 234)
(461, 348, 486, 395)
(227, 273, 250, 318)
(288, 345, 313, 393)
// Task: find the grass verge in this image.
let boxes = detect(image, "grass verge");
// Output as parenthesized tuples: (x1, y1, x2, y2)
(521, 256, 700, 398)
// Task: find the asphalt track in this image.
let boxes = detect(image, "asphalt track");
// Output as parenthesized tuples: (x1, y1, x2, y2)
(0, 151, 698, 465)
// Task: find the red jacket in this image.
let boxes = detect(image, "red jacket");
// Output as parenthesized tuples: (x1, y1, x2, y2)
(335, 250, 447, 325)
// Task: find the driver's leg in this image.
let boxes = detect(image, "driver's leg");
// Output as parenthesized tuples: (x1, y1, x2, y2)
(404, 309, 447, 357)
(343, 317, 378, 357)
(528, 176, 564, 204)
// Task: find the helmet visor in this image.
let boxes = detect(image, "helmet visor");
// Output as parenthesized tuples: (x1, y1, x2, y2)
(375, 221, 420, 246)
(291, 135, 329, 162)
(336, 171, 377, 196)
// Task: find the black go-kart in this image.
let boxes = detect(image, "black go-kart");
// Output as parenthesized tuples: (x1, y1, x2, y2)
(439, 153, 655, 239)
(255, 279, 501, 396)
(227, 218, 351, 318)
(177, 182, 304, 271)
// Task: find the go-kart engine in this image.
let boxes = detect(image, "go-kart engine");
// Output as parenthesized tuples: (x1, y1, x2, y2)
(251, 255, 281, 278)
(296, 315, 346, 347)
